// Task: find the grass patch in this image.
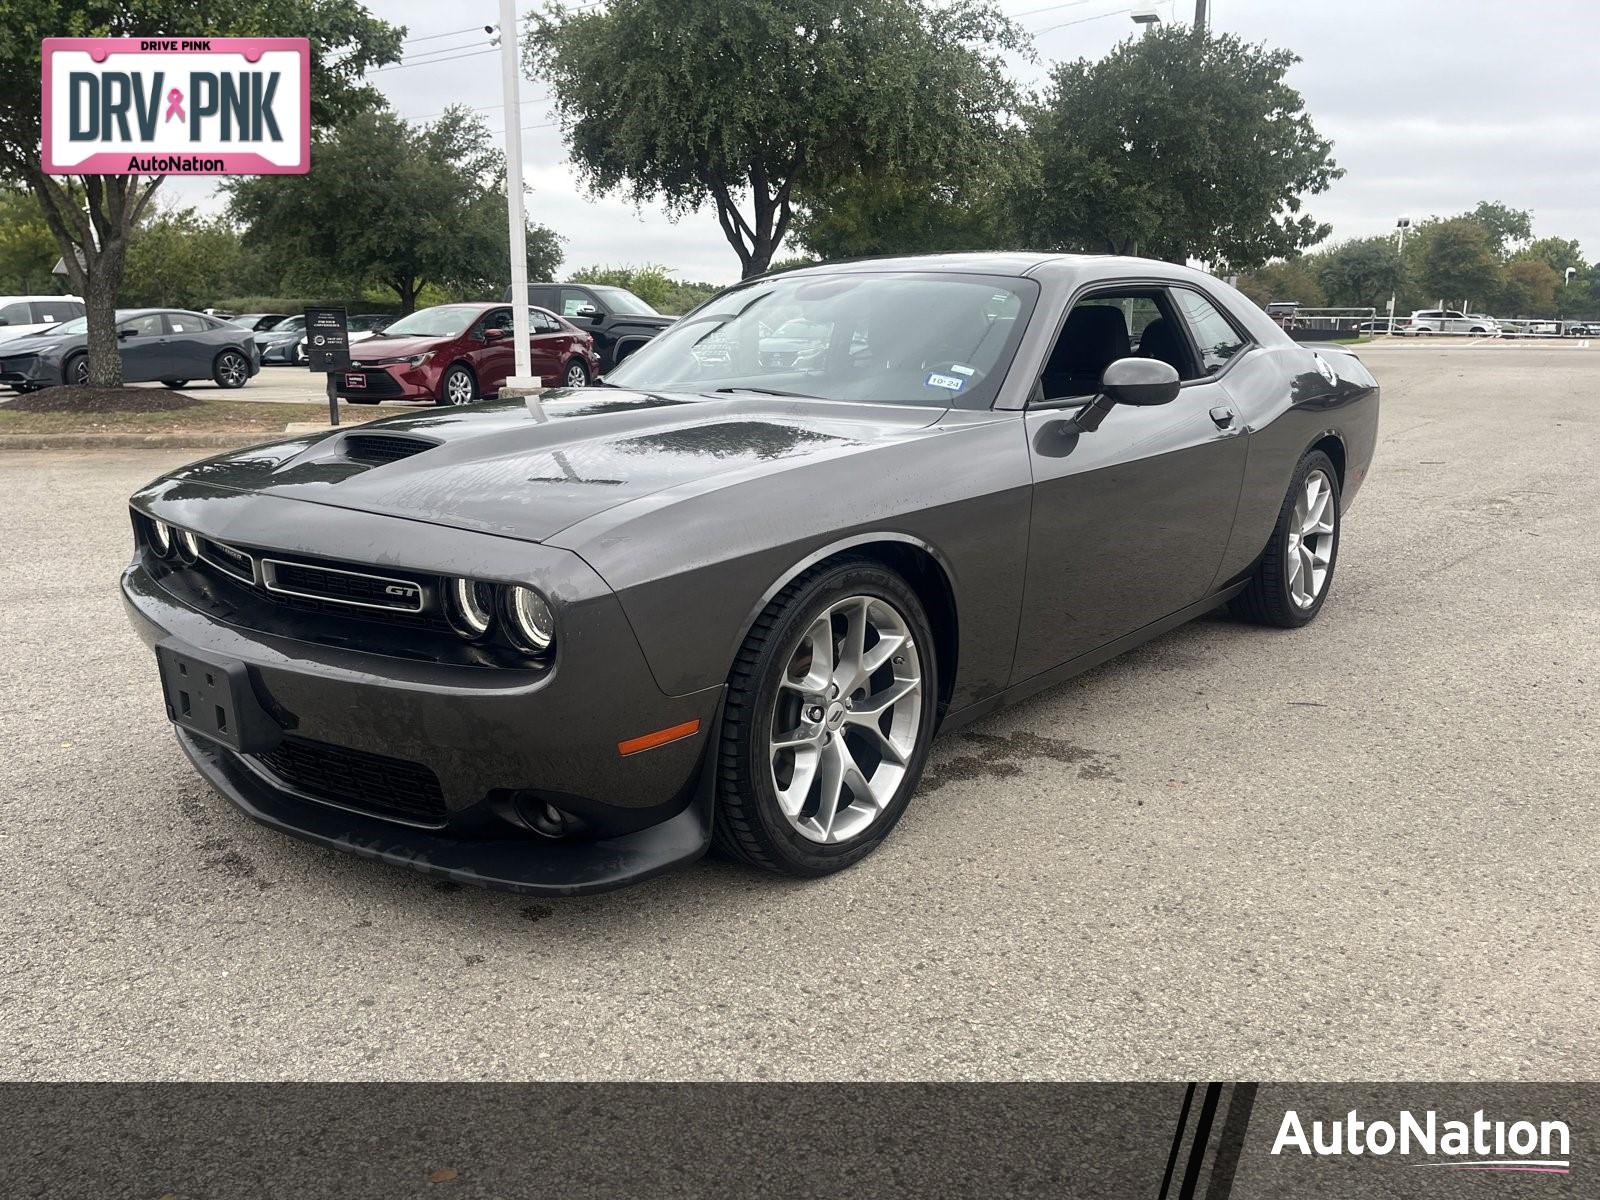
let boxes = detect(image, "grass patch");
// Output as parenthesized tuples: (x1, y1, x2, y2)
(0, 396, 380, 435)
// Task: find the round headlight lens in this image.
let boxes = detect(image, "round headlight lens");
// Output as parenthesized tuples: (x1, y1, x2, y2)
(176, 528, 200, 561)
(447, 577, 496, 638)
(505, 586, 555, 652)
(149, 519, 173, 556)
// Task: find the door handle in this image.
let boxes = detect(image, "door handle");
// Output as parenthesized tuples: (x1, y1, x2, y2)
(1209, 406, 1236, 429)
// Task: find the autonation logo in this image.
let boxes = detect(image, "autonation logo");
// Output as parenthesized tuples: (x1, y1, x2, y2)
(1272, 1109, 1571, 1175)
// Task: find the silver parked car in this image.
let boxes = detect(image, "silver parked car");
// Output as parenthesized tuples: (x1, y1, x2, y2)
(1404, 309, 1500, 336)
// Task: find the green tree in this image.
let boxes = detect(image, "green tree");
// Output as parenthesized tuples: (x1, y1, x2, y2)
(1311, 236, 1404, 310)
(1023, 26, 1340, 269)
(1234, 259, 1325, 309)
(0, 185, 63, 294)
(1459, 201, 1532, 256)
(227, 107, 561, 313)
(566, 264, 719, 315)
(1414, 218, 1502, 308)
(524, 0, 1026, 278)
(1514, 236, 1587, 277)
(120, 206, 266, 309)
(1496, 258, 1560, 317)
(0, 1, 402, 386)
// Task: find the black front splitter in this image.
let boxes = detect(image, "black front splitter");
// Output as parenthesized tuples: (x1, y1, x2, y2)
(175, 727, 714, 897)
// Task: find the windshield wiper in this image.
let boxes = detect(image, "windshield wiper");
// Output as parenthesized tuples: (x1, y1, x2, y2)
(713, 386, 821, 399)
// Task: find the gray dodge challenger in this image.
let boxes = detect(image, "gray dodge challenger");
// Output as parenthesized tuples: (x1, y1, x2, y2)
(122, 253, 1379, 895)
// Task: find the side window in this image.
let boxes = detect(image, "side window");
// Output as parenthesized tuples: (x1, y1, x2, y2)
(530, 309, 560, 334)
(164, 313, 203, 335)
(0, 300, 33, 325)
(118, 313, 165, 337)
(1173, 290, 1247, 376)
(559, 288, 597, 317)
(478, 308, 514, 336)
(32, 300, 81, 324)
(1041, 291, 1195, 398)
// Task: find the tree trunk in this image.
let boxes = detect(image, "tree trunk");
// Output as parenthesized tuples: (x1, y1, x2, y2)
(84, 237, 127, 387)
(390, 278, 421, 314)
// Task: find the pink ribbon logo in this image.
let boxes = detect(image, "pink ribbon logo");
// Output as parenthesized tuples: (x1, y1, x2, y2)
(164, 88, 185, 123)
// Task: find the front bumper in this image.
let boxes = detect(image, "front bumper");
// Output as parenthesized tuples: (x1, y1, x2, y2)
(0, 353, 61, 387)
(336, 363, 434, 401)
(257, 339, 301, 364)
(121, 491, 722, 894)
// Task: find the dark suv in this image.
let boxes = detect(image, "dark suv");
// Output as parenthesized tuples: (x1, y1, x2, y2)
(506, 283, 674, 370)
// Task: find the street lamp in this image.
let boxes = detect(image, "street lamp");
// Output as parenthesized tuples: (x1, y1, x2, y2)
(1387, 215, 1411, 335)
(1131, 7, 1163, 26)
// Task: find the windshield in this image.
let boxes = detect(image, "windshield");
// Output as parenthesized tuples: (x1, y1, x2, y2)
(379, 306, 479, 338)
(49, 316, 89, 336)
(589, 286, 659, 317)
(604, 272, 1037, 408)
(267, 316, 305, 335)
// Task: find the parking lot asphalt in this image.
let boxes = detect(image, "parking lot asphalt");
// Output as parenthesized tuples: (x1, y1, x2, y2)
(2, 345, 1596, 1082)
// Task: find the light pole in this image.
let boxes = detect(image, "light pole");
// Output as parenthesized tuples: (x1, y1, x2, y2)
(1387, 215, 1410, 335)
(498, 0, 536, 391)
(1131, 7, 1162, 29)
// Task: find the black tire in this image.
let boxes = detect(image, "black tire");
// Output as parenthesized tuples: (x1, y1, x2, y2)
(437, 363, 476, 406)
(561, 357, 589, 389)
(64, 352, 89, 386)
(212, 350, 250, 389)
(713, 558, 939, 877)
(160, 379, 190, 389)
(347, 397, 379, 406)
(1230, 450, 1341, 628)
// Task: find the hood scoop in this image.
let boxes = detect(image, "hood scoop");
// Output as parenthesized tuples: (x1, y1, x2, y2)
(341, 432, 439, 466)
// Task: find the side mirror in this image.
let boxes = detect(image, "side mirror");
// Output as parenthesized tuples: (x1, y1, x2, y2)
(574, 305, 600, 319)
(484, 327, 509, 341)
(1100, 357, 1180, 406)
(117, 328, 137, 339)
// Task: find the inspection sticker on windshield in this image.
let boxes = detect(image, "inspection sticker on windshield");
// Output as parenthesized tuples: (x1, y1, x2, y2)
(950, 363, 976, 376)
(926, 372, 966, 391)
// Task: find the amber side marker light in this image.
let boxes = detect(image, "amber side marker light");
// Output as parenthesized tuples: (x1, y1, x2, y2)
(617, 719, 702, 756)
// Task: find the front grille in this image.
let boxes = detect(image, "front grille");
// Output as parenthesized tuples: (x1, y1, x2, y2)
(254, 735, 447, 825)
(263, 559, 426, 612)
(342, 432, 437, 465)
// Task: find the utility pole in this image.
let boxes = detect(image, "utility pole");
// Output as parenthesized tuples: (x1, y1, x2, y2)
(498, 0, 536, 391)
(1194, 0, 1207, 32)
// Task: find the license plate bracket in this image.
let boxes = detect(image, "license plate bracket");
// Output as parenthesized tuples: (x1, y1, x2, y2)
(155, 639, 282, 754)
(343, 371, 366, 389)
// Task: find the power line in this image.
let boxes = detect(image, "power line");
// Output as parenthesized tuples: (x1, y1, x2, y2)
(374, 47, 498, 72)
(403, 25, 487, 44)
(1013, 0, 1106, 20)
(1034, 7, 1135, 35)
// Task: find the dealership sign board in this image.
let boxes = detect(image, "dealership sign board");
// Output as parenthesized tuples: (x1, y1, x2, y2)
(41, 37, 309, 175)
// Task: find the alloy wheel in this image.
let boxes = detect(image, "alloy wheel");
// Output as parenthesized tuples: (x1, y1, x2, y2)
(565, 362, 587, 388)
(445, 370, 474, 405)
(72, 357, 89, 385)
(768, 595, 923, 844)
(217, 353, 247, 388)
(1286, 468, 1335, 608)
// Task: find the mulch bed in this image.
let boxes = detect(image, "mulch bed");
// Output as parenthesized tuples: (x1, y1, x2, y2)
(3, 386, 204, 414)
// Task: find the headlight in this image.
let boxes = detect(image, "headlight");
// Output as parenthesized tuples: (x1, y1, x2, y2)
(176, 528, 200, 562)
(505, 586, 555, 653)
(148, 519, 174, 556)
(446, 577, 496, 638)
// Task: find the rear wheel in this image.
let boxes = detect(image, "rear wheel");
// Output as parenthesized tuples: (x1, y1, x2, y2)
(562, 358, 589, 389)
(1230, 450, 1341, 628)
(212, 350, 249, 389)
(160, 379, 190, 389)
(714, 560, 938, 877)
(437, 364, 476, 406)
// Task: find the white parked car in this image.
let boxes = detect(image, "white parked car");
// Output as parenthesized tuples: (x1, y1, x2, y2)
(1404, 309, 1500, 336)
(0, 295, 85, 345)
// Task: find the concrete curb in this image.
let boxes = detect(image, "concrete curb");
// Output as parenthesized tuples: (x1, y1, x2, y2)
(0, 431, 281, 451)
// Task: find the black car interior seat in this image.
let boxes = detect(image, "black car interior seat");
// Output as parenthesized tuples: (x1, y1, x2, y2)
(1041, 305, 1131, 398)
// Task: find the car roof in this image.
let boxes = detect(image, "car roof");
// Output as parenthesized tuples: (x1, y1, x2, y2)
(748, 251, 1237, 290)
(1, 294, 84, 302)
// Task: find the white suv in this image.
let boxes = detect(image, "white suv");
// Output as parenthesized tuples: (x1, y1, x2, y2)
(1405, 309, 1500, 336)
(0, 295, 85, 345)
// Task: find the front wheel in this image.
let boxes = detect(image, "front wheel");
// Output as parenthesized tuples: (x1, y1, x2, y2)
(714, 560, 938, 877)
(213, 350, 249, 389)
(437, 364, 476, 406)
(161, 379, 190, 389)
(64, 353, 90, 386)
(1231, 450, 1341, 628)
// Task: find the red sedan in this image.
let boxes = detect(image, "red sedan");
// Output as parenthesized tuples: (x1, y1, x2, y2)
(337, 302, 601, 406)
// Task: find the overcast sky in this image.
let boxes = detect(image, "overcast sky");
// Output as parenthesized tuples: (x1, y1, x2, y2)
(169, 0, 1600, 284)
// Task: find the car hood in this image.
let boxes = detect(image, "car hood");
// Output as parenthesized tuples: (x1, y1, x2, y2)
(140, 389, 947, 544)
(256, 328, 303, 342)
(349, 334, 449, 360)
(0, 332, 72, 355)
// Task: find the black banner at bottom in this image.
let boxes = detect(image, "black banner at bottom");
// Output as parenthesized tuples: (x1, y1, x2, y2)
(2, 1083, 1591, 1198)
